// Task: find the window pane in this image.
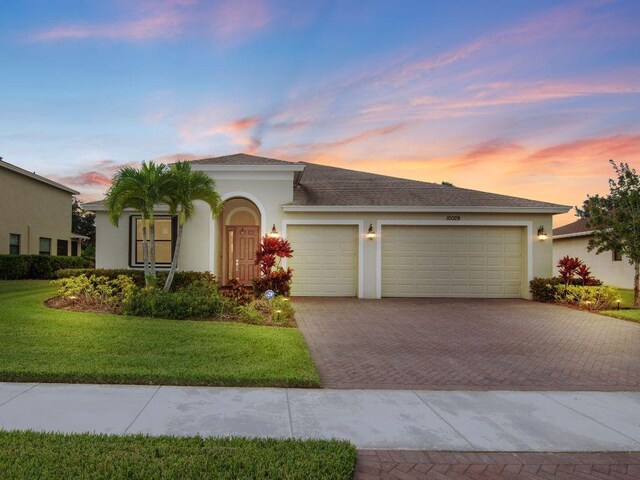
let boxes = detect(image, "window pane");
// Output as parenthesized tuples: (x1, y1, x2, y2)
(9, 234, 20, 255)
(39, 238, 51, 255)
(155, 241, 172, 263)
(155, 219, 172, 241)
(136, 218, 146, 239)
(57, 240, 68, 256)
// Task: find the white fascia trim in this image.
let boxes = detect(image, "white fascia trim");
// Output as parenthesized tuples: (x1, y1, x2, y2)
(281, 219, 365, 299)
(374, 220, 534, 299)
(282, 205, 570, 214)
(192, 164, 305, 173)
(553, 231, 593, 240)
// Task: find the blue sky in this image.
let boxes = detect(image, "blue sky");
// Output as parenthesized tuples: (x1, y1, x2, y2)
(1, 0, 639, 224)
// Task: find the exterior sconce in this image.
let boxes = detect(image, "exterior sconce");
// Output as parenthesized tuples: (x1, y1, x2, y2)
(537, 226, 548, 241)
(366, 224, 376, 240)
(268, 224, 280, 238)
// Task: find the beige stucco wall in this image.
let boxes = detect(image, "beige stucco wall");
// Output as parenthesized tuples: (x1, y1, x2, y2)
(553, 236, 634, 289)
(0, 167, 73, 255)
(93, 167, 556, 299)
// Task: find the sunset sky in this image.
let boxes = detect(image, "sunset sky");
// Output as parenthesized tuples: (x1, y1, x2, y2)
(1, 0, 639, 225)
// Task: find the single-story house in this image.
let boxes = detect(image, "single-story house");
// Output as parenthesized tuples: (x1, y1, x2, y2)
(553, 218, 633, 289)
(0, 158, 85, 257)
(86, 153, 570, 299)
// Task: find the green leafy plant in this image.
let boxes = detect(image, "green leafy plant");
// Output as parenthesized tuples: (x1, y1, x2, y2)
(0, 255, 85, 280)
(55, 269, 216, 291)
(577, 160, 640, 307)
(236, 296, 295, 327)
(529, 277, 563, 302)
(53, 274, 136, 312)
(555, 285, 619, 310)
(124, 281, 231, 320)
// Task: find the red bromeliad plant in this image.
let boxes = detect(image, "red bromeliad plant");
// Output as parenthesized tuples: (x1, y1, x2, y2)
(557, 256, 582, 285)
(253, 236, 294, 296)
(557, 255, 600, 286)
(575, 263, 599, 286)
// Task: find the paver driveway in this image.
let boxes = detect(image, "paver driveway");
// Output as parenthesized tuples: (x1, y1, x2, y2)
(294, 298, 640, 390)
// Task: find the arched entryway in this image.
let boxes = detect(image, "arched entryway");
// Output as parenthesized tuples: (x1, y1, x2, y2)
(219, 197, 262, 286)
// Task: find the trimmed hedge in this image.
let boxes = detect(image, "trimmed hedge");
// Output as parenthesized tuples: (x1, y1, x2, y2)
(124, 282, 231, 319)
(0, 255, 86, 280)
(529, 277, 563, 302)
(55, 268, 217, 291)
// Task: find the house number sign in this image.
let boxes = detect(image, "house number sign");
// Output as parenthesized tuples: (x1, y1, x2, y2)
(446, 215, 461, 221)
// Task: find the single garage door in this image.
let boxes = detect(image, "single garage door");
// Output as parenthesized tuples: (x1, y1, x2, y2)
(287, 225, 358, 296)
(382, 225, 523, 297)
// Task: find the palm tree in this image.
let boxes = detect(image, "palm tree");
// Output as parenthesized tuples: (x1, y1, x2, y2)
(104, 162, 170, 286)
(104, 166, 152, 282)
(163, 161, 223, 292)
(138, 161, 170, 278)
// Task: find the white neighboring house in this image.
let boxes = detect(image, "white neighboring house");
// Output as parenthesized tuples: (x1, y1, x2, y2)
(85, 153, 570, 299)
(553, 218, 634, 289)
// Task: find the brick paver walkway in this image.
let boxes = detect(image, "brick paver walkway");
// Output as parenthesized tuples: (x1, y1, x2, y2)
(354, 451, 640, 479)
(295, 298, 640, 390)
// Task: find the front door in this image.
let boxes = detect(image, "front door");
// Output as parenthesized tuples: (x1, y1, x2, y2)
(227, 225, 260, 285)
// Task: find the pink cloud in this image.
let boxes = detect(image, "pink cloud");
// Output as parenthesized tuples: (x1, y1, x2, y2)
(27, 0, 275, 43)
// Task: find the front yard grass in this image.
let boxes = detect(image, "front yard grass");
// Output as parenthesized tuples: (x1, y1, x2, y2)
(0, 281, 320, 387)
(600, 287, 640, 323)
(0, 431, 356, 480)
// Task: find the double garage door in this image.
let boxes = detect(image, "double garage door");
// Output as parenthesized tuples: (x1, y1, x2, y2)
(286, 224, 523, 298)
(382, 226, 523, 297)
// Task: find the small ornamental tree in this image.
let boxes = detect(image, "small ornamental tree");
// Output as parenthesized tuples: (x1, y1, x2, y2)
(253, 236, 294, 296)
(577, 160, 640, 308)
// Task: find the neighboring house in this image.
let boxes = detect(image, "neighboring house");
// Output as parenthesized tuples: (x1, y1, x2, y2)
(553, 218, 634, 289)
(86, 153, 569, 299)
(0, 159, 84, 257)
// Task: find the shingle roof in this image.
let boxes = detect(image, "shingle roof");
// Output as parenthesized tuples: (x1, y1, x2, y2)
(84, 153, 569, 212)
(553, 217, 592, 238)
(190, 153, 296, 166)
(291, 162, 567, 209)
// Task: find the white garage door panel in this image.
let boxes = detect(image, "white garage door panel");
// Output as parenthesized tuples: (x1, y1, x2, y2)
(382, 226, 523, 298)
(287, 225, 357, 296)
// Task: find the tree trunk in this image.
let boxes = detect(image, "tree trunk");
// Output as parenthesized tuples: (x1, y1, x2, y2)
(149, 212, 156, 279)
(141, 215, 150, 287)
(163, 218, 183, 293)
(634, 262, 639, 309)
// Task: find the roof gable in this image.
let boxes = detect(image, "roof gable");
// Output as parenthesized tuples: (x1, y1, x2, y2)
(0, 160, 79, 195)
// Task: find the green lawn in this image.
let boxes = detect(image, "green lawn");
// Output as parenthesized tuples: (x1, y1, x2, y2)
(600, 287, 640, 323)
(0, 280, 320, 387)
(0, 431, 356, 480)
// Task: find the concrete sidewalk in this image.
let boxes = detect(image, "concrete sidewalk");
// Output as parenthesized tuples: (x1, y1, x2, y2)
(1, 383, 639, 451)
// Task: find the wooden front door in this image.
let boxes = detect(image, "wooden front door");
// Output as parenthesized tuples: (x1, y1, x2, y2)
(227, 225, 260, 285)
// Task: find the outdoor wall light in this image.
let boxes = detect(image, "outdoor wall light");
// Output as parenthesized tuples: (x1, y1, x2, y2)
(268, 224, 280, 238)
(537, 226, 548, 241)
(366, 224, 377, 240)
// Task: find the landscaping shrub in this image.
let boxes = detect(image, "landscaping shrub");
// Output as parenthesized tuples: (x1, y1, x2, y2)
(52, 274, 136, 312)
(236, 296, 296, 327)
(55, 269, 216, 290)
(124, 281, 231, 320)
(0, 255, 85, 280)
(221, 277, 254, 305)
(557, 256, 601, 286)
(253, 236, 293, 296)
(555, 285, 619, 310)
(529, 277, 563, 302)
